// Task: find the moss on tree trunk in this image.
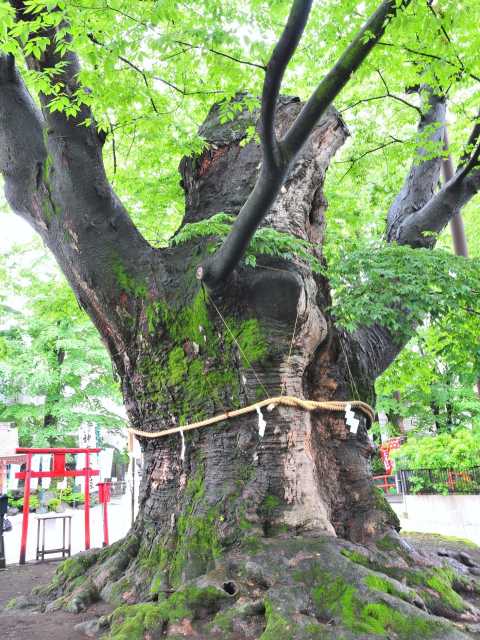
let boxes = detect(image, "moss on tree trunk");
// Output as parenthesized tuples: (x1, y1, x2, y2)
(16, 96, 480, 640)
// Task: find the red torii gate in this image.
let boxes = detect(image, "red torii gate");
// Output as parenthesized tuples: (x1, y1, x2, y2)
(15, 447, 101, 564)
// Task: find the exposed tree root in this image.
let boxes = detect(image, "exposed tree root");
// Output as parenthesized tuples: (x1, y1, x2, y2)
(21, 532, 480, 639)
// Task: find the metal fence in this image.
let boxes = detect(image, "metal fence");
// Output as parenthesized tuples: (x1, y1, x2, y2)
(397, 466, 480, 495)
(373, 474, 398, 495)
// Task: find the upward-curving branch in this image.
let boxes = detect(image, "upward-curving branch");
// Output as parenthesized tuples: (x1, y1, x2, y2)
(0, 2, 154, 374)
(199, 0, 411, 289)
(260, 0, 313, 170)
(389, 110, 480, 248)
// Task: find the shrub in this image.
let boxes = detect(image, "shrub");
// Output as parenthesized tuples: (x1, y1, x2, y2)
(48, 497, 62, 511)
(392, 426, 480, 471)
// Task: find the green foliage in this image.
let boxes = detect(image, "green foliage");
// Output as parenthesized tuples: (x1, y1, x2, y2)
(0, 245, 124, 445)
(172, 212, 323, 273)
(61, 491, 84, 506)
(327, 242, 480, 338)
(392, 426, 480, 473)
(2, 0, 478, 252)
(376, 313, 480, 435)
(47, 497, 61, 511)
(171, 213, 234, 247)
(8, 494, 39, 511)
(7, 486, 85, 511)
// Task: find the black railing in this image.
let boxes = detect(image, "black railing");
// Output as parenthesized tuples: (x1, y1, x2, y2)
(398, 466, 480, 495)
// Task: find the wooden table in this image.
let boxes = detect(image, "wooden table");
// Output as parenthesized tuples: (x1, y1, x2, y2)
(35, 514, 72, 562)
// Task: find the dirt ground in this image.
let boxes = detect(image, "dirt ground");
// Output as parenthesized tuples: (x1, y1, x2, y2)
(0, 561, 112, 640)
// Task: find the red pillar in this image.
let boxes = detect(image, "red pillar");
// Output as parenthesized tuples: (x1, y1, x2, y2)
(102, 499, 109, 547)
(84, 451, 90, 550)
(19, 453, 32, 565)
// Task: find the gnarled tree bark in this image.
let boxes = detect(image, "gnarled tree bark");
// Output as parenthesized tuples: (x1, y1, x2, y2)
(2, 0, 480, 637)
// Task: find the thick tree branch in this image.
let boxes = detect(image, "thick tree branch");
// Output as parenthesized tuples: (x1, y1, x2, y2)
(281, 0, 410, 160)
(261, 0, 312, 169)
(443, 129, 468, 258)
(349, 93, 480, 382)
(1, 4, 155, 372)
(386, 87, 446, 243)
(199, 0, 410, 289)
(389, 103, 480, 248)
(392, 166, 480, 247)
(0, 54, 48, 226)
(459, 109, 480, 169)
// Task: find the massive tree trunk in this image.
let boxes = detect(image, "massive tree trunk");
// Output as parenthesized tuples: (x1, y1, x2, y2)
(3, 1, 480, 636)
(27, 99, 480, 640)
(126, 98, 397, 573)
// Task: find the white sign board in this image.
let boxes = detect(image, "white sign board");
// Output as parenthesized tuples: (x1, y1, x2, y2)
(78, 423, 97, 448)
(0, 422, 19, 457)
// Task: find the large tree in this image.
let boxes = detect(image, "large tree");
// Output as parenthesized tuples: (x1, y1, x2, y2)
(2, 0, 480, 637)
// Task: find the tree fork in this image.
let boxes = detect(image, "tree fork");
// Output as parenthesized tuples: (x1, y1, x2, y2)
(200, 0, 412, 290)
(3, 1, 480, 636)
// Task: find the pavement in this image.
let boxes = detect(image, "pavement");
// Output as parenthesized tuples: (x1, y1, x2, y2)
(3, 491, 136, 565)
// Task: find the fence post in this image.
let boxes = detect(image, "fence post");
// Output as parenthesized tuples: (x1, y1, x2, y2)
(19, 452, 32, 564)
(84, 451, 91, 550)
(399, 470, 407, 495)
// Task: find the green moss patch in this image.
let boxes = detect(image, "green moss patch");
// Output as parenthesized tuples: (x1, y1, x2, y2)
(259, 599, 298, 640)
(109, 602, 167, 640)
(137, 292, 269, 424)
(340, 548, 370, 567)
(357, 602, 441, 638)
(424, 567, 466, 612)
(137, 470, 222, 587)
(402, 532, 479, 549)
(364, 574, 415, 603)
(342, 543, 468, 616)
(58, 553, 98, 580)
(169, 470, 221, 585)
(295, 564, 445, 639)
(108, 586, 227, 640)
(103, 576, 133, 606)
